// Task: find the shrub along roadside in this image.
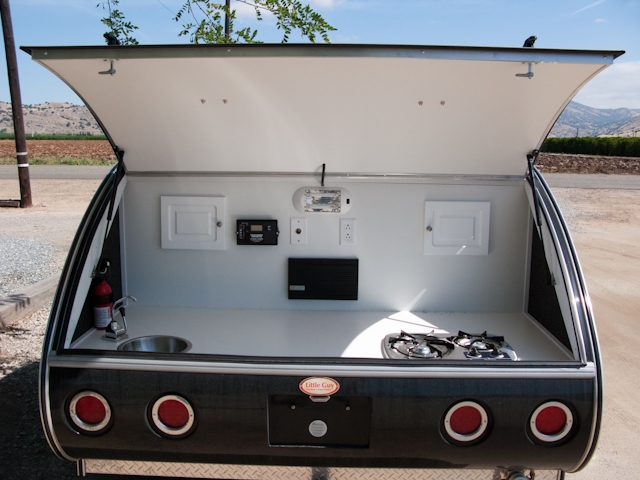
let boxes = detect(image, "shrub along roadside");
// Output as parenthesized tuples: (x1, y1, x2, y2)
(0, 133, 107, 141)
(541, 137, 640, 158)
(0, 157, 116, 166)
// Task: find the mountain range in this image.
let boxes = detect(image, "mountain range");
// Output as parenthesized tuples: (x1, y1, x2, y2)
(1, 100, 639, 139)
(549, 102, 640, 138)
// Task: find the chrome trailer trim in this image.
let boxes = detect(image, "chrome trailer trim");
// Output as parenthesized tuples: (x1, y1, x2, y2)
(48, 354, 596, 379)
(534, 169, 603, 472)
(39, 167, 118, 462)
(126, 170, 526, 185)
(24, 43, 622, 65)
(82, 459, 562, 479)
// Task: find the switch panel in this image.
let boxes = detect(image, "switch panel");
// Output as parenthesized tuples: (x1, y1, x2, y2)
(291, 218, 307, 245)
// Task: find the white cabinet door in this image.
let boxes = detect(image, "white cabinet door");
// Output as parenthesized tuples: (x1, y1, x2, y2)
(161, 196, 226, 250)
(424, 201, 490, 255)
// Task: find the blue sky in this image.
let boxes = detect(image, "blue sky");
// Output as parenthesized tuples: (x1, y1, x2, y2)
(1, 0, 638, 108)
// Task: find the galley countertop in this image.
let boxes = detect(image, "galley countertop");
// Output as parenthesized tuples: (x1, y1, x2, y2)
(72, 306, 572, 362)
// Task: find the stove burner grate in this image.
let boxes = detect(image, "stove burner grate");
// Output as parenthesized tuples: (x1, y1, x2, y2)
(450, 331, 505, 350)
(387, 331, 454, 359)
(449, 330, 516, 360)
(382, 330, 518, 361)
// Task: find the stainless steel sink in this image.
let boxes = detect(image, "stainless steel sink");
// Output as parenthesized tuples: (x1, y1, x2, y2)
(117, 336, 192, 353)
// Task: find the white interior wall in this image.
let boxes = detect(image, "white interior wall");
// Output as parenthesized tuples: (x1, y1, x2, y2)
(122, 176, 530, 313)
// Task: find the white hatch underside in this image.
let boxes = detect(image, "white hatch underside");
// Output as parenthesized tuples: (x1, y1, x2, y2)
(29, 45, 619, 175)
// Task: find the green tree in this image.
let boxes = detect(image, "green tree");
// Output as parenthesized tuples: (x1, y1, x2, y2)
(97, 0, 139, 45)
(98, 0, 336, 46)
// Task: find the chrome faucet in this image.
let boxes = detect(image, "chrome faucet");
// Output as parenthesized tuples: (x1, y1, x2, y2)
(103, 295, 137, 341)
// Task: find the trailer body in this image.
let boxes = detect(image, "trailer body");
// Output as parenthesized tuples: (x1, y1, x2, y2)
(26, 44, 623, 479)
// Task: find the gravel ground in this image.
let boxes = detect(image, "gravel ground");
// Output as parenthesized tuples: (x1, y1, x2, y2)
(2, 175, 640, 479)
(0, 306, 79, 479)
(0, 235, 59, 297)
(1, 178, 98, 479)
(0, 191, 74, 477)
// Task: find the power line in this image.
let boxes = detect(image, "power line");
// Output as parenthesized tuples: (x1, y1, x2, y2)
(155, 0, 177, 16)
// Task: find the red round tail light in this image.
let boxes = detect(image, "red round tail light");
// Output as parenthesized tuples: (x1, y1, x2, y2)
(443, 401, 489, 443)
(158, 399, 190, 428)
(530, 401, 573, 442)
(151, 395, 195, 436)
(69, 391, 111, 433)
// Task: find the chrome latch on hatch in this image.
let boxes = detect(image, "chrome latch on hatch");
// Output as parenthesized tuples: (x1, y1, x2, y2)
(516, 62, 535, 79)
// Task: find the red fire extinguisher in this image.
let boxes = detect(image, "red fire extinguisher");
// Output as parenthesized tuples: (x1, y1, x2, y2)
(93, 279, 114, 330)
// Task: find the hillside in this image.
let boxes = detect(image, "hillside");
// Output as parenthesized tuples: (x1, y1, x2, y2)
(549, 101, 640, 137)
(613, 115, 640, 137)
(0, 102, 103, 136)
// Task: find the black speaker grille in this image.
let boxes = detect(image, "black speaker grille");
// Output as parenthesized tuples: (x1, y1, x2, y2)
(288, 258, 358, 300)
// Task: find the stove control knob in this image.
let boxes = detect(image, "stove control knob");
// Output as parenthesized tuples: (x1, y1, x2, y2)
(469, 347, 481, 357)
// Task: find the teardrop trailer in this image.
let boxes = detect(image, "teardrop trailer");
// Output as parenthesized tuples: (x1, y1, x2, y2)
(25, 44, 623, 479)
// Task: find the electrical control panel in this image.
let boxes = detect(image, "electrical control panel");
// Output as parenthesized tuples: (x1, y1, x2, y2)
(236, 220, 279, 245)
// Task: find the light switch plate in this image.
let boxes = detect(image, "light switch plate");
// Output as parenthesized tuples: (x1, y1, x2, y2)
(291, 218, 307, 245)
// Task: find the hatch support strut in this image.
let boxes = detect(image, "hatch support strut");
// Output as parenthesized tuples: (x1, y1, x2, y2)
(106, 147, 125, 226)
(526, 149, 541, 231)
(94, 148, 125, 280)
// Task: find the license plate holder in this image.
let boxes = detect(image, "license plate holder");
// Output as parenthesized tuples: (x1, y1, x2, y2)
(268, 395, 371, 447)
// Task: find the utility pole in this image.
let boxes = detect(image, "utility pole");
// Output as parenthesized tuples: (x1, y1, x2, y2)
(1, 0, 32, 208)
(225, 0, 231, 38)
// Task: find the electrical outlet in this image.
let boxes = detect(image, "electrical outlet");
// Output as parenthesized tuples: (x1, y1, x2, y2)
(340, 218, 356, 245)
(291, 218, 307, 245)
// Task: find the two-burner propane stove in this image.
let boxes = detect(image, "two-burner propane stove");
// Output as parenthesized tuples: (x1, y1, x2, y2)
(382, 331, 518, 361)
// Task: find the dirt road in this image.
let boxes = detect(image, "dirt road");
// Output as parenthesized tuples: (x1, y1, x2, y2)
(553, 187, 640, 478)
(1, 176, 640, 478)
